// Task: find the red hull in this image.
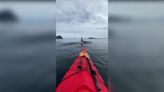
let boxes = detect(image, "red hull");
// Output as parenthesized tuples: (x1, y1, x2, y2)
(56, 48, 111, 92)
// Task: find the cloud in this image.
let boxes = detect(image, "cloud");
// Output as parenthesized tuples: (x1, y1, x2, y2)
(0, 2, 55, 22)
(56, 0, 108, 38)
(109, 2, 164, 21)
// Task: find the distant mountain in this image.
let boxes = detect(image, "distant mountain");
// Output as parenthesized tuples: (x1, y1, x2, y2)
(56, 35, 63, 39)
(88, 37, 97, 39)
(0, 9, 18, 22)
(109, 15, 131, 23)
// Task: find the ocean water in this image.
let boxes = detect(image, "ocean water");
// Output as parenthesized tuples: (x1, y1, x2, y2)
(0, 23, 108, 92)
(1, 21, 164, 92)
(0, 23, 56, 92)
(56, 38, 108, 87)
(109, 21, 164, 92)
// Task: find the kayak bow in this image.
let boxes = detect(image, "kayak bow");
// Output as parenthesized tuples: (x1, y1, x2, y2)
(56, 48, 110, 92)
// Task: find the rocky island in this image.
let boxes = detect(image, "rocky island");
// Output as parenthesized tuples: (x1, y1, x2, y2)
(56, 35, 63, 39)
(0, 9, 18, 22)
(88, 37, 97, 39)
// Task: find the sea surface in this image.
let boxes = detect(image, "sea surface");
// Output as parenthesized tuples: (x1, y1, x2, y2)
(109, 21, 164, 92)
(1, 21, 164, 92)
(0, 23, 56, 92)
(0, 23, 108, 92)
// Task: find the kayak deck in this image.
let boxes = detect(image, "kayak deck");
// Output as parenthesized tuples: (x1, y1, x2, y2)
(56, 48, 109, 92)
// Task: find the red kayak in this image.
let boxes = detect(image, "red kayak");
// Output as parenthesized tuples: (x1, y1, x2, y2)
(56, 48, 112, 92)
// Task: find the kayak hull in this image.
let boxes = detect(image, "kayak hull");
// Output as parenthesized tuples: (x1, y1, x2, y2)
(56, 48, 110, 92)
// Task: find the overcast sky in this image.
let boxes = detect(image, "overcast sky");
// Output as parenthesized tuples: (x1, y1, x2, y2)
(56, 0, 108, 38)
(109, 2, 164, 19)
(0, 2, 55, 22)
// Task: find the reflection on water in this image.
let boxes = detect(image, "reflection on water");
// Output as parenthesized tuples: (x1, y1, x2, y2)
(0, 23, 56, 92)
(109, 21, 164, 92)
(56, 38, 108, 87)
